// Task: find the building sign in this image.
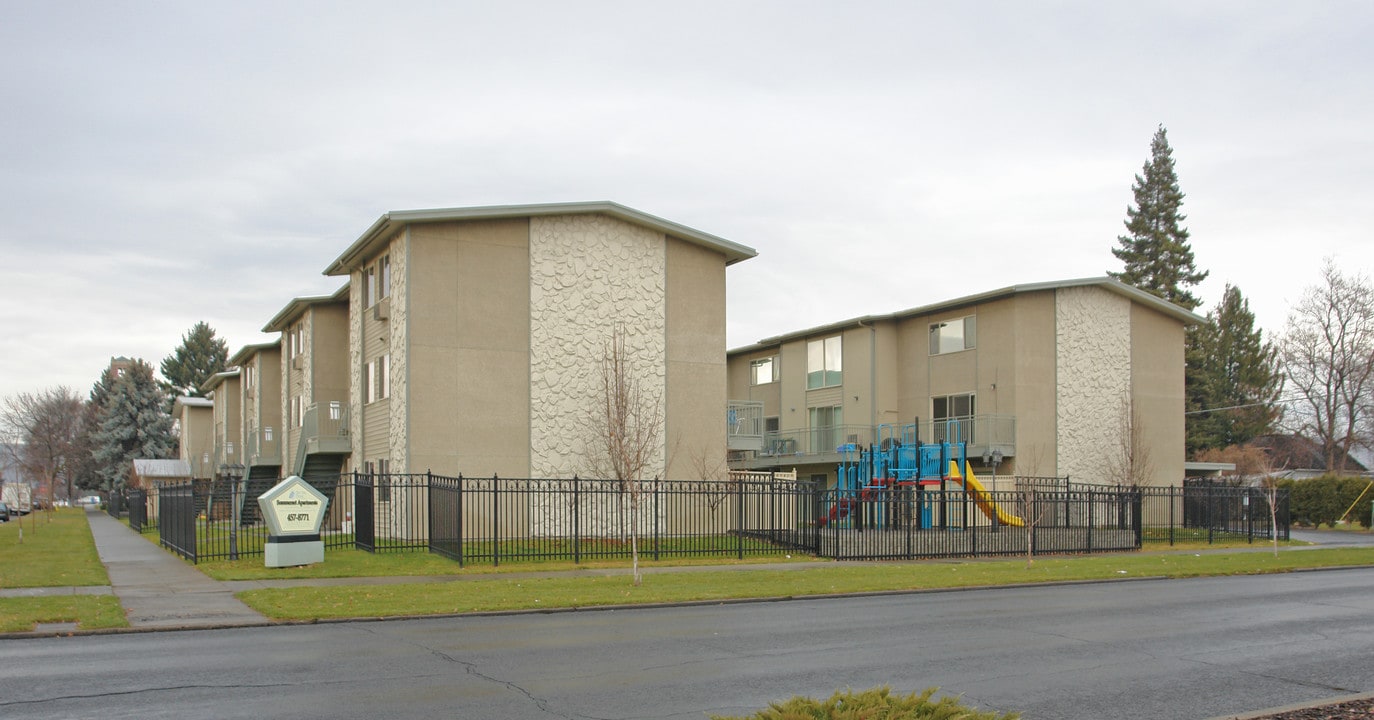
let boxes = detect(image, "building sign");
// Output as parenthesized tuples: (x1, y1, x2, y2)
(258, 476, 328, 536)
(257, 476, 330, 568)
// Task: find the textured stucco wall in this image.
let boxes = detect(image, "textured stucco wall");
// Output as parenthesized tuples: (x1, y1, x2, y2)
(348, 275, 363, 465)
(1055, 286, 1131, 481)
(389, 231, 409, 473)
(528, 215, 667, 479)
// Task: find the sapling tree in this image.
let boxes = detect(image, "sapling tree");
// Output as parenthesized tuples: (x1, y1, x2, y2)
(584, 326, 664, 586)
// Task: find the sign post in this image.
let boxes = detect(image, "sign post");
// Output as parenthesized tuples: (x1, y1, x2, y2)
(257, 476, 329, 568)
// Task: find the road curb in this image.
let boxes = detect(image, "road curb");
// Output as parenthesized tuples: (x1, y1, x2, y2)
(1203, 690, 1374, 720)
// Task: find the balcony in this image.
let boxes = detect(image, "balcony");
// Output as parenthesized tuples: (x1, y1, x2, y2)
(246, 426, 281, 466)
(726, 400, 764, 452)
(729, 414, 1016, 470)
(299, 400, 350, 456)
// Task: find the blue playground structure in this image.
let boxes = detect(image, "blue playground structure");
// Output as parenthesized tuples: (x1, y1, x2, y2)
(820, 420, 1023, 529)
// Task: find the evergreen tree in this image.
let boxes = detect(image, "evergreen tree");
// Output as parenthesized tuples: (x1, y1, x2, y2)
(1187, 285, 1283, 454)
(93, 360, 175, 491)
(68, 365, 119, 491)
(1110, 125, 1208, 310)
(160, 321, 229, 404)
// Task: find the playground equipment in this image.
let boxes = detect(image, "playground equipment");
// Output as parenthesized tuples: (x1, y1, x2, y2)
(819, 420, 1023, 529)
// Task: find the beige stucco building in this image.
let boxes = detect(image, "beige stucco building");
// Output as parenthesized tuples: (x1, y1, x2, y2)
(172, 396, 214, 480)
(263, 285, 351, 486)
(316, 202, 757, 481)
(228, 341, 283, 492)
(200, 369, 241, 478)
(727, 278, 1201, 489)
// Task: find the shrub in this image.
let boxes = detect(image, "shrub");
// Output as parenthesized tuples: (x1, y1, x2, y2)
(1279, 476, 1374, 528)
(709, 687, 1019, 720)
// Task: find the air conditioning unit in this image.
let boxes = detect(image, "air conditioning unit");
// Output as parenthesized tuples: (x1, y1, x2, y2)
(372, 302, 389, 321)
(292, 355, 304, 370)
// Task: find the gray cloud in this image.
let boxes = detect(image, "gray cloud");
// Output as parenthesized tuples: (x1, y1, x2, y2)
(1, 1, 1371, 399)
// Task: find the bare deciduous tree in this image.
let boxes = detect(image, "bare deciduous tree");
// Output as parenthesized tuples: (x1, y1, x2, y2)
(1279, 260, 1374, 474)
(1, 387, 84, 540)
(584, 326, 663, 586)
(1105, 392, 1153, 488)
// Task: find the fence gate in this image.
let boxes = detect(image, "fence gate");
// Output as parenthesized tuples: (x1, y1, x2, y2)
(127, 489, 148, 532)
(354, 473, 376, 552)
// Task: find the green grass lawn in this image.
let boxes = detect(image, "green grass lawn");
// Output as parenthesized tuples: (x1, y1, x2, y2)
(0, 509, 129, 632)
(236, 546, 1374, 621)
(0, 509, 110, 587)
(0, 596, 127, 633)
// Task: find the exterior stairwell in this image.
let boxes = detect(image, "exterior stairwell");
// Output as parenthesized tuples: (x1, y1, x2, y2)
(291, 401, 350, 510)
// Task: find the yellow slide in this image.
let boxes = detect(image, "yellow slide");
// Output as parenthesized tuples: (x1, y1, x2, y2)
(948, 461, 1025, 527)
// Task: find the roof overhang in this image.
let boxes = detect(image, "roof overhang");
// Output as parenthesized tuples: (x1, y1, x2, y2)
(322, 201, 758, 276)
(262, 283, 350, 332)
(172, 396, 214, 414)
(228, 340, 282, 367)
(199, 368, 241, 394)
(730, 277, 1206, 355)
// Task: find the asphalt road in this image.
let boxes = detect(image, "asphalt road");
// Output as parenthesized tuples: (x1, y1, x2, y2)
(2, 568, 1372, 720)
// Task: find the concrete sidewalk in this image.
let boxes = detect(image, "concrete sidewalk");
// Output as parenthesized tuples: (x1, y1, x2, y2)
(83, 508, 268, 629)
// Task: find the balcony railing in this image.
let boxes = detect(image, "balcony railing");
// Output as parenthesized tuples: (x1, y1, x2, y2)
(745, 415, 1017, 464)
(293, 400, 351, 475)
(726, 400, 765, 451)
(246, 426, 281, 465)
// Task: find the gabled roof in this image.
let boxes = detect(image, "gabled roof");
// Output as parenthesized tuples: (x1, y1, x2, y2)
(199, 368, 241, 394)
(730, 276, 1206, 354)
(1251, 434, 1369, 474)
(262, 282, 350, 332)
(228, 340, 282, 367)
(322, 201, 758, 276)
(173, 396, 213, 414)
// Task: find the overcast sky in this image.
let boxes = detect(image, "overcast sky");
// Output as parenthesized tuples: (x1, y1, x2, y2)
(1, 1, 1371, 401)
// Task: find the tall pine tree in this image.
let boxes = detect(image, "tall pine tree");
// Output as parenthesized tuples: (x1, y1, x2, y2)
(93, 359, 174, 491)
(1110, 125, 1208, 310)
(1187, 285, 1283, 455)
(160, 321, 229, 404)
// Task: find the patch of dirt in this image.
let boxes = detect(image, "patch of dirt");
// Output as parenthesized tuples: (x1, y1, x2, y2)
(1245, 697, 1374, 719)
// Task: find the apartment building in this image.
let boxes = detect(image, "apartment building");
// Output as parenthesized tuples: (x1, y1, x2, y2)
(727, 278, 1201, 488)
(172, 396, 214, 480)
(320, 201, 756, 481)
(262, 285, 350, 487)
(200, 369, 241, 480)
(228, 341, 283, 496)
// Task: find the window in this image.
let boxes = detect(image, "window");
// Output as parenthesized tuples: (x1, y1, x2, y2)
(366, 355, 391, 403)
(226, 441, 235, 457)
(375, 458, 391, 502)
(750, 356, 777, 385)
(809, 405, 843, 451)
(291, 396, 303, 427)
(932, 393, 975, 443)
(806, 336, 842, 389)
(765, 417, 779, 433)
(929, 316, 976, 355)
(365, 255, 390, 307)
(244, 364, 254, 390)
(378, 255, 391, 300)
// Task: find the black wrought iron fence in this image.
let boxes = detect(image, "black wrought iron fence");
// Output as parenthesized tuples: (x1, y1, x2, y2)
(812, 484, 1142, 560)
(144, 473, 1287, 565)
(1141, 483, 1289, 545)
(126, 489, 150, 533)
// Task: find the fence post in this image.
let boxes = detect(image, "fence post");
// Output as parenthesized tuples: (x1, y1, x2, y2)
(1169, 486, 1176, 546)
(1247, 487, 1255, 544)
(653, 477, 660, 562)
(492, 474, 500, 568)
(572, 475, 580, 566)
(737, 476, 745, 560)
(1133, 488, 1142, 549)
(457, 474, 465, 568)
(1086, 490, 1093, 553)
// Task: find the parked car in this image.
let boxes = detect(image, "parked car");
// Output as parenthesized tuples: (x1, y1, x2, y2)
(0, 501, 10, 522)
